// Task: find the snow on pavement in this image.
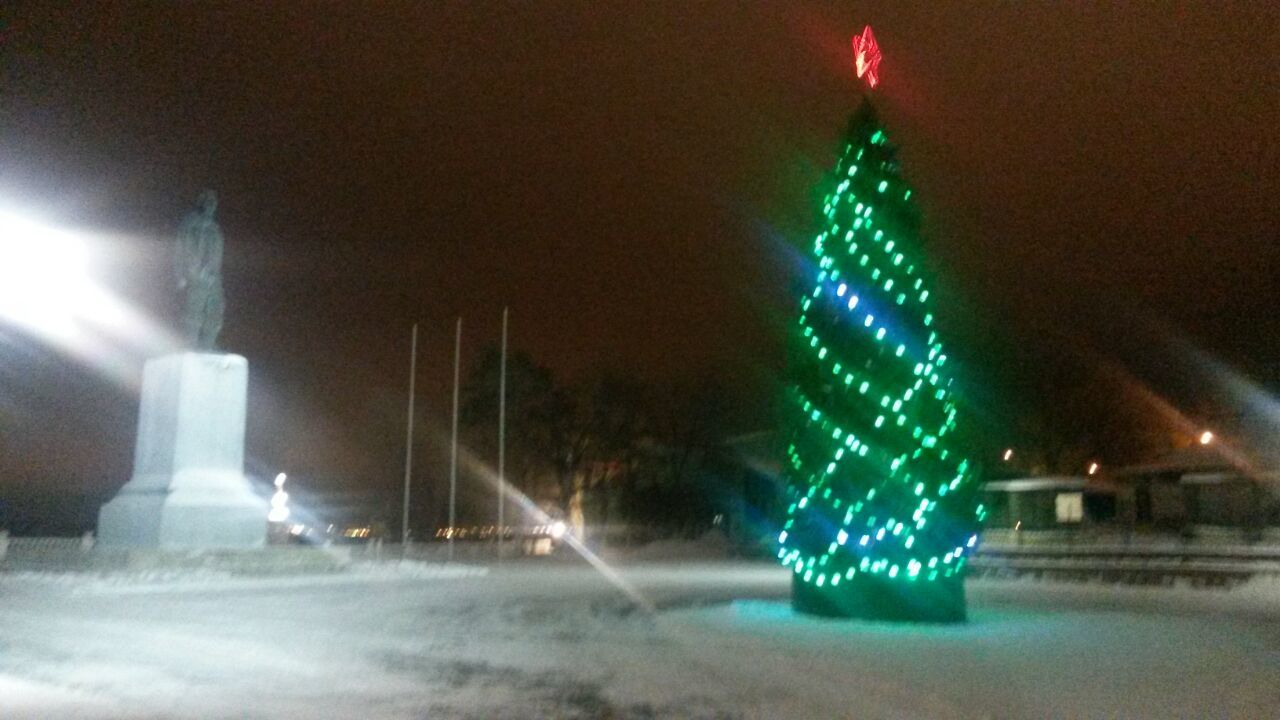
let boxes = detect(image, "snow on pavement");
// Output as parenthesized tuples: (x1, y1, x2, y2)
(0, 561, 1277, 719)
(0, 675, 129, 720)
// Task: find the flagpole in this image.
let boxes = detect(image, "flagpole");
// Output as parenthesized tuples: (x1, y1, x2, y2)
(448, 317, 461, 562)
(497, 307, 508, 562)
(401, 323, 418, 549)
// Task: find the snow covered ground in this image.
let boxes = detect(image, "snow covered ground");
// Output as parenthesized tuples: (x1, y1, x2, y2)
(1, 558, 1277, 719)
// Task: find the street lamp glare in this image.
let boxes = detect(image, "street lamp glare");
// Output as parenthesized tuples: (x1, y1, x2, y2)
(269, 473, 290, 523)
(0, 211, 92, 339)
(1199, 430, 1214, 446)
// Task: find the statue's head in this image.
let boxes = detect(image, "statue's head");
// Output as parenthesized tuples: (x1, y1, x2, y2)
(196, 189, 218, 216)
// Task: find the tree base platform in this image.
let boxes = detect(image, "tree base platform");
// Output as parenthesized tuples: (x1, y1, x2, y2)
(791, 571, 967, 623)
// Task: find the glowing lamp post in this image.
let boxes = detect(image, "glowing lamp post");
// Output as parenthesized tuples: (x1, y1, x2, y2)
(268, 473, 290, 523)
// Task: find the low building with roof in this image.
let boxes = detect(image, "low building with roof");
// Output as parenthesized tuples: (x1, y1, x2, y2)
(1110, 443, 1279, 539)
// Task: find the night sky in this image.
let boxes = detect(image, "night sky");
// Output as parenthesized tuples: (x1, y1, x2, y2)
(1, 4, 1276, 520)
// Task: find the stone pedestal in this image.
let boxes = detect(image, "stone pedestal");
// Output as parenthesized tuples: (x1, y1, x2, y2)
(98, 353, 267, 548)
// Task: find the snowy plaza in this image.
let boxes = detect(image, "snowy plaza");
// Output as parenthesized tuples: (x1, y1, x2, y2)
(4, 4, 1278, 719)
(2, 559, 1277, 719)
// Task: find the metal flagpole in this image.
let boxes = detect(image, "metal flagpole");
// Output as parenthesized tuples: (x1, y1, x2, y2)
(401, 324, 419, 548)
(448, 317, 461, 562)
(497, 307, 508, 563)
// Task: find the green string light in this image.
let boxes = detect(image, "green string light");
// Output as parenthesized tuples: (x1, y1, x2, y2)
(777, 99, 979, 603)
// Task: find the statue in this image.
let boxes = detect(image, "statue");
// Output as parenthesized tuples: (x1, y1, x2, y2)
(98, 189, 265, 549)
(176, 190, 225, 350)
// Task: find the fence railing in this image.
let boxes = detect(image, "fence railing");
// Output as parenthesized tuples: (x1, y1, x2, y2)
(980, 527, 1280, 548)
(0, 533, 97, 568)
(974, 531, 1280, 585)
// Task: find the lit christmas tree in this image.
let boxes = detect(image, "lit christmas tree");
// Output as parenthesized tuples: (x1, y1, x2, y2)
(777, 27, 983, 622)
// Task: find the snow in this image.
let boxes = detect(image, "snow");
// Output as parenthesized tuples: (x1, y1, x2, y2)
(0, 675, 125, 719)
(1, 560, 1277, 719)
(2, 560, 487, 595)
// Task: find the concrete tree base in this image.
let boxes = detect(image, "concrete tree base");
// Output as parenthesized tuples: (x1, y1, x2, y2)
(98, 353, 266, 549)
(791, 572, 967, 623)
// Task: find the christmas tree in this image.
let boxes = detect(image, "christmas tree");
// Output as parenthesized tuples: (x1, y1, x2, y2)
(776, 29, 983, 622)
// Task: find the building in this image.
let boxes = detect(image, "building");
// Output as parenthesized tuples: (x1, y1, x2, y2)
(979, 476, 1109, 531)
(1110, 444, 1279, 537)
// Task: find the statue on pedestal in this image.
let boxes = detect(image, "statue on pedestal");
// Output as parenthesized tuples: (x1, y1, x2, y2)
(98, 189, 265, 549)
(176, 190, 225, 350)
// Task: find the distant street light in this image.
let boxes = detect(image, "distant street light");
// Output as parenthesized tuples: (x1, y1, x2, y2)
(1087, 462, 1099, 476)
(1002, 448, 1013, 462)
(268, 473, 290, 523)
(1199, 430, 1214, 446)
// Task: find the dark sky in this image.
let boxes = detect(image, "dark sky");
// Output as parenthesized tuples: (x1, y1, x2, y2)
(1, 3, 1277, 510)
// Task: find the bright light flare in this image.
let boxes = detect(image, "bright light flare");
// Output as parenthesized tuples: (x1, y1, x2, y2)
(549, 521, 567, 540)
(1199, 430, 1214, 445)
(269, 473, 290, 522)
(455, 445, 656, 613)
(0, 211, 93, 341)
(0, 208, 179, 386)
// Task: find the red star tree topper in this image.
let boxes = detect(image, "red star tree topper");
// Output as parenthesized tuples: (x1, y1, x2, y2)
(852, 25, 882, 89)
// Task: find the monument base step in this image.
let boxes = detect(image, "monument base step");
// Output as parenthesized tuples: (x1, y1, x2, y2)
(89, 546, 349, 575)
(98, 489, 268, 549)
